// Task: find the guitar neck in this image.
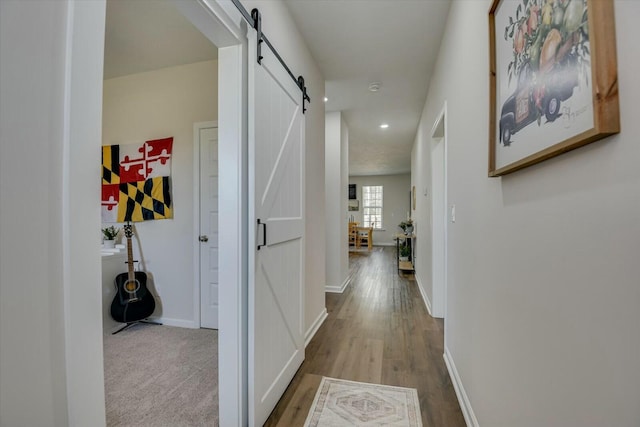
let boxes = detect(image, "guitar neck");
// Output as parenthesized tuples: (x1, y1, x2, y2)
(125, 223, 135, 281)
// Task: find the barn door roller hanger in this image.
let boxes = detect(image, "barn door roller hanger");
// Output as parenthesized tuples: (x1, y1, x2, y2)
(231, 0, 311, 113)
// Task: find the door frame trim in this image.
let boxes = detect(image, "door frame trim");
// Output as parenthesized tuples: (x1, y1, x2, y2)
(193, 121, 219, 329)
(217, 44, 249, 427)
(430, 102, 448, 322)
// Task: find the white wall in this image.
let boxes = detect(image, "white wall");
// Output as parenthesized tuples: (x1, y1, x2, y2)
(102, 60, 218, 327)
(234, 0, 327, 336)
(411, 114, 433, 309)
(0, 1, 107, 425)
(349, 174, 411, 245)
(412, 1, 640, 426)
(325, 112, 349, 291)
(340, 115, 349, 276)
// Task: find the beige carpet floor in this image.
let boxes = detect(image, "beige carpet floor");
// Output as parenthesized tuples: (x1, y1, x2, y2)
(103, 324, 218, 427)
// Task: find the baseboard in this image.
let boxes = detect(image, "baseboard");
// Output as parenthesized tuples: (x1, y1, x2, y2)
(148, 317, 198, 329)
(444, 347, 479, 427)
(305, 308, 328, 348)
(414, 274, 433, 316)
(325, 274, 351, 293)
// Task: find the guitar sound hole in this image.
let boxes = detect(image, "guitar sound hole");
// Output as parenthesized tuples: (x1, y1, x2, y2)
(125, 280, 140, 294)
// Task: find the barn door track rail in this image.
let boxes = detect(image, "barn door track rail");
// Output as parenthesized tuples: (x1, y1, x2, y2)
(230, 0, 311, 113)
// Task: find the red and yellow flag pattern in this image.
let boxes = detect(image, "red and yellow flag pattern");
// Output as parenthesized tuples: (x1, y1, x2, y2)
(101, 137, 173, 223)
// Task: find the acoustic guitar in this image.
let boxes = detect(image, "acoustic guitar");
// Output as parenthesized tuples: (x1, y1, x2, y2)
(110, 223, 155, 324)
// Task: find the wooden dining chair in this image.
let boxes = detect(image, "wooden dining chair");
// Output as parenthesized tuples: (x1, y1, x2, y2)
(348, 222, 358, 247)
(356, 226, 373, 249)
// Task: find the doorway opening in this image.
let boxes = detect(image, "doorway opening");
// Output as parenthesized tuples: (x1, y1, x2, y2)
(99, 1, 236, 425)
(66, 0, 245, 423)
(430, 103, 447, 320)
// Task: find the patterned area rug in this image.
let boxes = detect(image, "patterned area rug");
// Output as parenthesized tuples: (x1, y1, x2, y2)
(304, 377, 422, 427)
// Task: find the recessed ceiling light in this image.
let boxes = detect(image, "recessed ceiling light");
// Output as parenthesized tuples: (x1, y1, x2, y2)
(368, 82, 381, 92)
(380, 123, 389, 129)
(323, 96, 328, 102)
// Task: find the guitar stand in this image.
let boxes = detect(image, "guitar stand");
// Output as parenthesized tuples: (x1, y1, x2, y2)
(112, 319, 163, 335)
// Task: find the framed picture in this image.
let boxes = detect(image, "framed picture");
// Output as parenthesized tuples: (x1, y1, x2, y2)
(348, 199, 359, 211)
(348, 184, 356, 200)
(488, 0, 619, 176)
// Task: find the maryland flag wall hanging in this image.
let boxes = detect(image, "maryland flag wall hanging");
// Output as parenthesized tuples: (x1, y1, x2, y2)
(101, 137, 173, 222)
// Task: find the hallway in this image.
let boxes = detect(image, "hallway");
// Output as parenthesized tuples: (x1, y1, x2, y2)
(265, 247, 466, 426)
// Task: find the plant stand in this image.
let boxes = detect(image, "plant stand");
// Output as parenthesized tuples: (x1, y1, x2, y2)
(395, 233, 415, 274)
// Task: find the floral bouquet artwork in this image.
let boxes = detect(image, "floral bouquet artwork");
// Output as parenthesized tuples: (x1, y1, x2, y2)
(501, 0, 589, 144)
(488, 0, 619, 176)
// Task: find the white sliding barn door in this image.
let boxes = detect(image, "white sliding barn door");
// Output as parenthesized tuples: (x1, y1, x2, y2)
(248, 31, 305, 426)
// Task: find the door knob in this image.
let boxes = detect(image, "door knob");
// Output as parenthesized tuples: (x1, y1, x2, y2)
(199, 235, 209, 242)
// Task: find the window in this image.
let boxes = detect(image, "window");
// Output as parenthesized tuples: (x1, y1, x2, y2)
(362, 185, 383, 229)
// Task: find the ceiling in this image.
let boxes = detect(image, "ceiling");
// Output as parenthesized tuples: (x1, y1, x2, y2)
(286, 0, 451, 176)
(104, 0, 451, 176)
(104, 0, 217, 79)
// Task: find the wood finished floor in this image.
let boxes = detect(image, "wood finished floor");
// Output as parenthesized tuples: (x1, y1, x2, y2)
(264, 246, 466, 427)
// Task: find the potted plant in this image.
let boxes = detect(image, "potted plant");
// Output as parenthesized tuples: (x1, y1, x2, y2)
(399, 219, 414, 235)
(404, 218, 414, 235)
(399, 244, 411, 262)
(102, 225, 120, 248)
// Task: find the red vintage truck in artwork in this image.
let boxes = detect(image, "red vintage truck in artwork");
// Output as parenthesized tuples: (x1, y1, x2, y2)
(498, 0, 588, 146)
(499, 53, 580, 146)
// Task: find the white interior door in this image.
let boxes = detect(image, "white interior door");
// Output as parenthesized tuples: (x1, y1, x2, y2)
(248, 32, 305, 426)
(199, 126, 219, 329)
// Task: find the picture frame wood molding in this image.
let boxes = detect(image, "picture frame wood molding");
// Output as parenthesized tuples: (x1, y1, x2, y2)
(488, 0, 620, 177)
